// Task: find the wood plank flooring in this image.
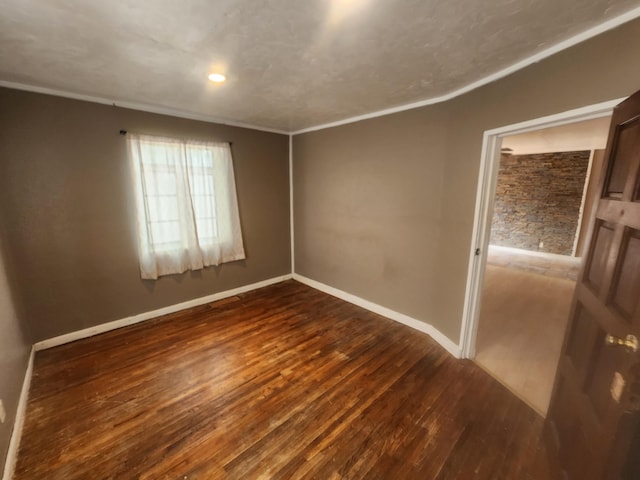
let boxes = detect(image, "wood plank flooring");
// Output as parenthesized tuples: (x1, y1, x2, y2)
(14, 281, 549, 479)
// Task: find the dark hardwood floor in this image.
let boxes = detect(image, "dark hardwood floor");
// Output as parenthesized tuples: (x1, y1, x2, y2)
(14, 280, 550, 479)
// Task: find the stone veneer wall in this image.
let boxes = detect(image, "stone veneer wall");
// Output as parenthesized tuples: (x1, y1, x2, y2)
(490, 150, 590, 256)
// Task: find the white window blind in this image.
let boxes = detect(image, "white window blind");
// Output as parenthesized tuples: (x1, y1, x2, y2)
(127, 134, 245, 279)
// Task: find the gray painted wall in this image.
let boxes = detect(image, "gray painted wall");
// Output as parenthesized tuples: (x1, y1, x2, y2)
(0, 89, 291, 342)
(293, 106, 449, 330)
(3, 13, 640, 474)
(293, 18, 640, 342)
(0, 231, 31, 470)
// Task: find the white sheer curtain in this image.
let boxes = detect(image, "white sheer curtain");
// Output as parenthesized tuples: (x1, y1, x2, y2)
(128, 134, 245, 279)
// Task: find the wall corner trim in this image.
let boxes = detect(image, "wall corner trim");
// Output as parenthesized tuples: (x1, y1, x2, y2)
(289, 134, 295, 274)
(2, 347, 35, 480)
(292, 273, 462, 358)
(34, 274, 293, 351)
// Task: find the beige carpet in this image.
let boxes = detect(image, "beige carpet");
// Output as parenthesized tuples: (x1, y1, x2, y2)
(475, 264, 575, 416)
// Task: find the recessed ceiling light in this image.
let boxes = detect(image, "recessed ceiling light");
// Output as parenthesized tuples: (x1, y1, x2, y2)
(208, 73, 226, 83)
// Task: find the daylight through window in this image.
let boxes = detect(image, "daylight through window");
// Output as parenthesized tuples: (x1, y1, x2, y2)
(128, 134, 245, 279)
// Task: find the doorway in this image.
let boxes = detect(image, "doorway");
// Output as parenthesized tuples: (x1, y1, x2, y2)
(475, 123, 610, 415)
(460, 99, 624, 415)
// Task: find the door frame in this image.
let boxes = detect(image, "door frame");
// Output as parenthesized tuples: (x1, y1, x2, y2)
(459, 97, 626, 359)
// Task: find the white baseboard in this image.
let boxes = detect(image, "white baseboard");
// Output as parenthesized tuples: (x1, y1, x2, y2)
(2, 347, 35, 480)
(292, 274, 462, 358)
(489, 244, 581, 263)
(8, 271, 463, 478)
(34, 274, 292, 351)
(4, 272, 458, 478)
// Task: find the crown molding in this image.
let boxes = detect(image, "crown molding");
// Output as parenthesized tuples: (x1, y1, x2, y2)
(2, 5, 639, 136)
(291, 5, 640, 135)
(0, 80, 289, 135)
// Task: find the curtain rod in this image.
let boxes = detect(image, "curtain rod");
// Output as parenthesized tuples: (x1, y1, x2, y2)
(119, 130, 232, 145)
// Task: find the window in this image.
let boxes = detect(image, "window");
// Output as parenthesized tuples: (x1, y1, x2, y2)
(127, 134, 245, 279)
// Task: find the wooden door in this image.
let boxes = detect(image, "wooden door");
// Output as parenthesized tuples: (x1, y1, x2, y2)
(545, 90, 640, 480)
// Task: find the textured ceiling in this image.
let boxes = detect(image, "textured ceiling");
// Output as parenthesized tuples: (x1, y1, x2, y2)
(1, 0, 639, 133)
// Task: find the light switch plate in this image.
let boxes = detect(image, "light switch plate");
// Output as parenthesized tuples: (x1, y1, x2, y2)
(0, 399, 5, 423)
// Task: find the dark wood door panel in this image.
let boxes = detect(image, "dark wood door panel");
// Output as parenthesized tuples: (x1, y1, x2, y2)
(560, 423, 598, 479)
(585, 220, 616, 293)
(603, 114, 640, 199)
(546, 90, 640, 480)
(566, 304, 600, 382)
(596, 200, 640, 230)
(578, 283, 630, 339)
(621, 419, 640, 479)
(584, 339, 629, 421)
(609, 227, 640, 322)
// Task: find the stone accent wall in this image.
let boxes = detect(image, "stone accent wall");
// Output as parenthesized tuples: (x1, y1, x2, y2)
(490, 151, 590, 256)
